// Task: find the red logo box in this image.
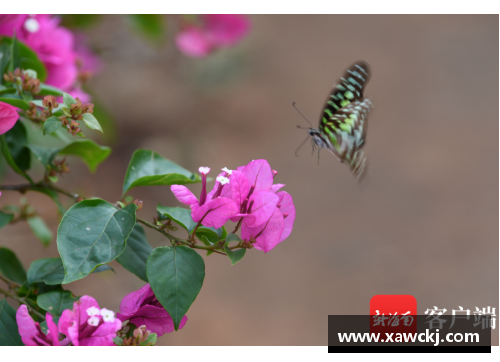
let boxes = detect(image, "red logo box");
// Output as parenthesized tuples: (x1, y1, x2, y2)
(370, 295, 417, 335)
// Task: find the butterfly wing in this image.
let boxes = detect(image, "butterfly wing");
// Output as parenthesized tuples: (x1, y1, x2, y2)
(319, 61, 371, 120)
(319, 99, 372, 180)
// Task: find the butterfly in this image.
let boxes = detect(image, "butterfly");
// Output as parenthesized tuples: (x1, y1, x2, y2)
(296, 61, 372, 181)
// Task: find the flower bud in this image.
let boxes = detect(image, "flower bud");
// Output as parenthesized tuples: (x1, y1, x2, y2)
(42, 95, 59, 110)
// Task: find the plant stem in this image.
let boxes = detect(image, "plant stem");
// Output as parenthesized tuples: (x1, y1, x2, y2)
(0, 274, 19, 288)
(2, 182, 230, 253)
(0, 287, 45, 320)
(231, 217, 243, 234)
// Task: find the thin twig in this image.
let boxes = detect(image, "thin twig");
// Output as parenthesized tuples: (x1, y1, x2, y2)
(0, 287, 46, 320)
(0, 274, 19, 288)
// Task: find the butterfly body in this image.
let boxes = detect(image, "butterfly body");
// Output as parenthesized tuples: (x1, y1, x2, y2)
(307, 61, 372, 180)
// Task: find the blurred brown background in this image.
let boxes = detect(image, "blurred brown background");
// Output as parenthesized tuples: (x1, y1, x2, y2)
(1, 15, 498, 345)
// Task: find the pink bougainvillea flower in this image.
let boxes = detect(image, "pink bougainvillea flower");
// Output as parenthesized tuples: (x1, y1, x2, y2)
(0, 101, 19, 135)
(223, 160, 296, 252)
(175, 14, 250, 58)
(0, 15, 99, 94)
(204, 14, 251, 47)
(16, 305, 67, 346)
(58, 295, 121, 346)
(175, 26, 212, 58)
(173, 160, 295, 252)
(117, 283, 187, 336)
(240, 191, 295, 253)
(171, 167, 238, 228)
(241, 208, 285, 253)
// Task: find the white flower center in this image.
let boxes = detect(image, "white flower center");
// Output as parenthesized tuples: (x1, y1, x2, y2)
(216, 176, 230, 185)
(24, 18, 40, 33)
(87, 316, 100, 326)
(198, 166, 210, 175)
(86, 306, 101, 317)
(221, 167, 232, 175)
(100, 308, 115, 322)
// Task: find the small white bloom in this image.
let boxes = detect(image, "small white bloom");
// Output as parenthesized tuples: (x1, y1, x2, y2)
(86, 306, 100, 316)
(100, 308, 115, 322)
(221, 167, 232, 175)
(87, 316, 100, 326)
(198, 166, 210, 175)
(216, 176, 230, 185)
(24, 18, 39, 33)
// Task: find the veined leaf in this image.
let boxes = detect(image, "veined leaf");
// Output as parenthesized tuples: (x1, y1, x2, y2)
(116, 224, 153, 282)
(57, 200, 136, 284)
(147, 246, 205, 331)
(122, 149, 201, 196)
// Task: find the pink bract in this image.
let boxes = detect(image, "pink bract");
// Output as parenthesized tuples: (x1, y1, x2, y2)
(0, 102, 19, 135)
(16, 305, 63, 346)
(242, 208, 285, 253)
(175, 14, 250, 58)
(58, 295, 121, 346)
(192, 197, 239, 228)
(117, 283, 187, 336)
(0, 15, 99, 94)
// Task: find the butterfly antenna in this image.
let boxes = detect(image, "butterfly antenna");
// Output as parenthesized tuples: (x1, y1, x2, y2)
(317, 147, 321, 165)
(295, 134, 311, 157)
(292, 102, 313, 127)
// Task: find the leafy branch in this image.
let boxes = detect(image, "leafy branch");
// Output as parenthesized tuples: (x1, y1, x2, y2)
(0, 180, 247, 254)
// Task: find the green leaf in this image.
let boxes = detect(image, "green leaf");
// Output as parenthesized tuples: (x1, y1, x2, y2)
(2, 121, 30, 172)
(27, 216, 53, 247)
(0, 96, 30, 110)
(61, 14, 101, 29)
(82, 113, 103, 133)
(93, 264, 115, 274)
(122, 149, 201, 196)
(140, 332, 157, 346)
(0, 37, 47, 82)
(57, 139, 111, 173)
(62, 92, 76, 107)
(9, 34, 20, 72)
(37, 290, 78, 317)
(0, 86, 16, 95)
(0, 299, 23, 346)
(0, 211, 14, 229)
(225, 233, 241, 243)
(27, 258, 65, 285)
(196, 226, 225, 243)
(26, 144, 59, 167)
(156, 205, 196, 233)
(39, 316, 60, 335)
(42, 116, 62, 135)
(113, 336, 123, 346)
(57, 200, 137, 284)
(224, 245, 246, 265)
(116, 224, 153, 282)
(0, 44, 11, 84)
(0, 247, 27, 285)
(0, 134, 33, 183)
(38, 83, 64, 96)
(126, 14, 166, 43)
(147, 246, 205, 331)
(27, 257, 113, 285)
(27, 139, 110, 173)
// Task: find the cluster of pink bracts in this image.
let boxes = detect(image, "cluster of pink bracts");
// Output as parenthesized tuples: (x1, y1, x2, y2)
(16, 284, 180, 346)
(171, 159, 296, 253)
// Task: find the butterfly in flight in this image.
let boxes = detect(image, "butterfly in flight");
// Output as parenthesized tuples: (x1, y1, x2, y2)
(295, 60, 372, 181)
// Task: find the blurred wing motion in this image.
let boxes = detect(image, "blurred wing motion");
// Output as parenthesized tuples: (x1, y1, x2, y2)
(312, 61, 373, 180)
